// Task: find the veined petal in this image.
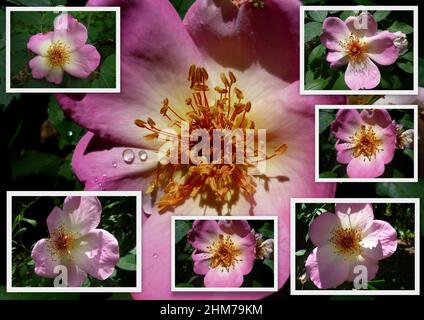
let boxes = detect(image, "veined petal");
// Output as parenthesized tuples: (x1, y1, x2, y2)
(309, 212, 340, 247)
(27, 32, 53, 56)
(72, 229, 120, 280)
(344, 58, 380, 90)
(345, 12, 377, 37)
(335, 203, 374, 232)
(192, 250, 212, 275)
(366, 31, 399, 66)
(46, 67, 64, 85)
(360, 109, 393, 128)
(28, 56, 52, 79)
(346, 254, 379, 282)
(217, 220, 252, 238)
(335, 141, 354, 164)
(204, 268, 244, 288)
(187, 220, 222, 252)
(62, 196, 102, 236)
(31, 238, 61, 278)
(331, 109, 364, 141)
(320, 17, 350, 51)
(326, 51, 348, 68)
(361, 220, 397, 259)
(346, 153, 385, 178)
(53, 14, 88, 51)
(63, 45, 101, 78)
(64, 260, 88, 287)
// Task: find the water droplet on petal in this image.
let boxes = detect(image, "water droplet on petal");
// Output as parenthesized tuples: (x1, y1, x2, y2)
(102, 173, 107, 178)
(112, 161, 117, 168)
(122, 149, 135, 164)
(138, 150, 148, 162)
(153, 253, 158, 259)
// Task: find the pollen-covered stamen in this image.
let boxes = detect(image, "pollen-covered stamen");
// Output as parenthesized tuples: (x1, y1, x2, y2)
(207, 234, 242, 272)
(47, 225, 75, 257)
(340, 33, 368, 63)
(349, 125, 383, 161)
(46, 40, 71, 67)
(330, 227, 362, 257)
(135, 65, 287, 213)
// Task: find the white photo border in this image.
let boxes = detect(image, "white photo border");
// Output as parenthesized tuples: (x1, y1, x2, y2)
(315, 104, 419, 183)
(6, 191, 142, 293)
(300, 6, 419, 95)
(171, 216, 279, 292)
(6, 6, 121, 93)
(290, 197, 420, 296)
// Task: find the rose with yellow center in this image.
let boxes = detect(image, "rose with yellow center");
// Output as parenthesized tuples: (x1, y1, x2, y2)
(57, 0, 343, 300)
(306, 203, 397, 289)
(187, 220, 256, 287)
(332, 108, 396, 178)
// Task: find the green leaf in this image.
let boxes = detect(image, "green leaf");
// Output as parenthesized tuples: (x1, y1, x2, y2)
(308, 44, 325, 65)
(420, 58, 424, 87)
(319, 171, 337, 178)
(319, 111, 335, 134)
(176, 283, 194, 287)
(373, 11, 390, 22)
(339, 11, 355, 21)
(170, 0, 195, 19)
(263, 259, 274, 272)
(398, 61, 413, 74)
(116, 254, 137, 271)
(258, 222, 274, 238)
(295, 249, 306, 256)
(304, 22, 322, 42)
(11, 151, 62, 179)
(388, 21, 413, 34)
(21, 218, 37, 227)
(175, 220, 190, 243)
(376, 181, 424, 234)
(400, 113, 413, 128)
(305, 77, 329, 90)
(404, 148, 414, 161)
(401, 51, 413, 62)
(308, 11, 327, 22)
(331, 72, 348, 90)
(91, 54, 116, 88)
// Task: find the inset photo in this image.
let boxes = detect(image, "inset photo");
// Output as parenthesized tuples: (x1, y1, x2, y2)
(315, 105, 418, 182)
(171, 217, 278, 292)
(291, 198, 420, 295)
(6, 7, 120, 93)
(300, 6, 418, 95)
(6, 191, 141, 293)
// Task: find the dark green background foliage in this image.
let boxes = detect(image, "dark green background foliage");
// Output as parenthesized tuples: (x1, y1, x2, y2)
(12, 196, 137, 288)
(304, 10, 415, 90)
(295, 202, 415, 290)
(319, 108, 415, 178)
(10, 10, 116, 88)
(175, 220, 275, 288)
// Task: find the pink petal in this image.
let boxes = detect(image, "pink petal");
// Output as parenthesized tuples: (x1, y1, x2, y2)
(53, 14, 88, 51)
(57, 0, 202, 149)
(46, 206, 65, 235)
(72, 229, 120, 280)
(346, 255, 379, 282)
(361, 220, 397, 260)
(28, 56, 52, 79)
(375, 124, 397, 164)
(320, 17, 350, 51)
(204, 268, 244, 288)
(326, 51, 348, 68)
(366, 31, 399, 66)
(217, 220, 252, 238)
(187, 220, 222, 251)
(335, 203, 374, 232)
(346, 154, 385, 178)
(345, 12, 377, 37)
(192, 250, 211, 275)
(46, 67, 64, 85)
(27, 32, 53, 56)
(184, 0, 300, 82)
(331, 109, 363, 141)
(233, 233, 256, 275)
(360, 109, 393, 128)
(65, 261, 88, 287)
(31, 238, 60, 278)
(345, 58, 380, 90)
(335, 141, 354, 164)
(309, 212, 340, 247)
(63, 45, 101, 78)
(305, 244, 350, 289)
(62, 196, 102, 236)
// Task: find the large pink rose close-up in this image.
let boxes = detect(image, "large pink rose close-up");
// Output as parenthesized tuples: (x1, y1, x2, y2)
(55, 0, 345, 299)
(305, 203, 397, 289)
(31, 196, 120, 287)
(27, 13, 100, 84)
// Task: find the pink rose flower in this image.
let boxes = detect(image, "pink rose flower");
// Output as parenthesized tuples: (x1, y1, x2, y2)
(187, 220, 256, 288)
(56, 0, 343, 299)
(331, 108, 397, 178)
(320, 12, 399, 90)
(305, 203, 397, 289)
(27, 13, 101, 84)
(31, 196, 119, 287)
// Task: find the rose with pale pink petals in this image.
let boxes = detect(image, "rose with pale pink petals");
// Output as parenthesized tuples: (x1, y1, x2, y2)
(27, 13, 100, 85)
(305, 203, 397, 289)
(31, 196, 119, 287)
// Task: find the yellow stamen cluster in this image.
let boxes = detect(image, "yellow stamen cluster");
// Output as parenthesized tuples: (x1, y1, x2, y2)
(340, 34, 368, 63)
(48, 225, 75, 257)
(232, 0, 265, 8)
(350, 125, 382, 160)
(135, 65, 287, 213)
(46, 40, 71, 67)
(330, 227, 362, 258)
(207, 234, 241, 271)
